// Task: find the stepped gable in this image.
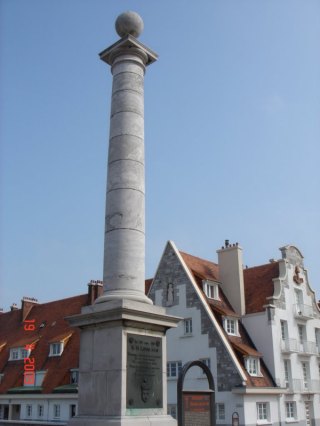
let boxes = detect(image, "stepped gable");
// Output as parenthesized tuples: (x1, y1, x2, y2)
(244, 262, 280, 314)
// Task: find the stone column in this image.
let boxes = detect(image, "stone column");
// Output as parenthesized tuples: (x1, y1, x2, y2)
(96, 12, 157, 305)
(67, 12, 180, 426)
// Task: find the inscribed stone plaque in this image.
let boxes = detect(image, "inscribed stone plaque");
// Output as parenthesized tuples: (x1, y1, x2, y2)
(126, 334, 163, 409)
(183, 393, 210, 426)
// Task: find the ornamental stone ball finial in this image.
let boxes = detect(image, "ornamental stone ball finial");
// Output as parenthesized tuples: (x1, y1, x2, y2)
(115, 11, 144, 38)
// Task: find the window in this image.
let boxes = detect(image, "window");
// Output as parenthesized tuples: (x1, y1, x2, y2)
(280, 320, 288, 340)
(286, 402, 296, 420)
(315, 328, 320, 352)
(49, 342, 63, 357)
(70, 369, 79, 384)
(245, 357, 260, 376)
(0, 374, 4, 384)
(203, 281, 219, 300)
(302, 362, 310, 390)
(53, 404, 60, 418)
(9, 347, 30, 361)
(167, 361, 182, 378)
(26, 405, 32, 418)
(216, 403, 225, 420)
(284, 359, 291, 387)
(38, 405, 44, 418)
(295, 289, 303, 306)
(224, 318, 238, 336)
(257, 402, 269, 422)
(70, 404, 76, 418)
(168, 404, 177, 419)
(184, 318, 192, 335)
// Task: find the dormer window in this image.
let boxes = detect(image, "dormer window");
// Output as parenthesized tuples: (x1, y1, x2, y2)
(245, 356, 261, 376)
(70, 369, 79, 384)
(49, 342, 63, 357)
(223, 317, 239, 336)
(203, 280, 219, 300)
(9, 347, 30, 361)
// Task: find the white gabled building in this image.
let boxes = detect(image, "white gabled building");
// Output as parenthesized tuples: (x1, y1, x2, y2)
(148, 240, 320, 426)
(243, 244, 320, 426)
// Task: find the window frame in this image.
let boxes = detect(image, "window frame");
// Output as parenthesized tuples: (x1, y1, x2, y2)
(256, 402, 269, 423)
(53, 404, 61, 419)
(167, 361, 182, 379)
(203, 280, 219, 300)
(285, 401, 296, 421)
(216, 403, 225, 420)
(49, 342, 63, 357)
(37, 404, 44, 418)
(26, 404, 33, 418)
(183, 318, 193, 336)
(245, 356, 261, 377)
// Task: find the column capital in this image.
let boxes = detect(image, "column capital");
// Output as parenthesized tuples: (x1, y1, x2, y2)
(99, 35, 158, 67)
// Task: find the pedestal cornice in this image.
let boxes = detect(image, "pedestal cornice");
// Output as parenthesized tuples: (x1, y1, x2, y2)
(66, 299, 181, 332)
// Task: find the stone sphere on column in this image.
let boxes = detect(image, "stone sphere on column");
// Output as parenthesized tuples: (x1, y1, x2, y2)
(115, 11, 144, 38)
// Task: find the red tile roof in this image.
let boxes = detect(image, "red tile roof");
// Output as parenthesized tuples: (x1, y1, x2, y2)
(244, 262, 279, 314)
(0, 294, 87, 394)
(180, 251, 219, 282)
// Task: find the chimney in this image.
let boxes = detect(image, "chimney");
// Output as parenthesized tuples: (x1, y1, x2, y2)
(21, 297, 38, 321)
(87, 280, 104, 305)
(10, 303, 18, 311)
(217, 241, 245, 316)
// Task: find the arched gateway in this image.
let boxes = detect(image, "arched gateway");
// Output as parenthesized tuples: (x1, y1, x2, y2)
(177, 360, 216, 426)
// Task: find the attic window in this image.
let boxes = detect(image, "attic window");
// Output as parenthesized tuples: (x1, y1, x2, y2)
(70, 369, 79, 384)
(245, 356, 261, 376)
(223, 317, 239, 336)
(203, 280, 219, 300)
(49, 342, 63, 357)
(9, 347, 31, 361)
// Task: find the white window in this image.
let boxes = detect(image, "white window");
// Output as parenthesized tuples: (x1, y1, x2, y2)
(184, 318, 192, 335)
(38, 405, 44, 418)
(35, 371, 46, 387)
(9, 348, 19, 360)
(298, 325, 305, 344)
(167, 361, 182, 378)
(286, 402, 296, 420)
(216, 403, 225, 420)
(302, 362, 310, 390)
(295, 289, 303, 306)
(284, 359, 291, 387)
(203, 281, 219, 300)
(224, 318, 238, 335)
(280, 320, 288, 340)
(53, 404, 60, 418)
(26, 405, 32, 418)
(70, 369, 79, 384)
(9, 347, 30, 361)
(245, 357, 260, 376)
(49, 342, 63, 356)
(257, 402, 269, 422)
(315, 328, 320, 352)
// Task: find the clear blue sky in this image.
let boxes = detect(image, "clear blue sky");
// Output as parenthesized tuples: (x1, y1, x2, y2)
(1, 0, 319, 311)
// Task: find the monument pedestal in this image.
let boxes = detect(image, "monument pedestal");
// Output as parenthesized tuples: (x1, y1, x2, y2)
(67, 299, 180, 426)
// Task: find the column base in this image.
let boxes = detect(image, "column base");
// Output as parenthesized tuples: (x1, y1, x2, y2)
(68, 414, 177, 426)
(95, 289, 153, 305)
